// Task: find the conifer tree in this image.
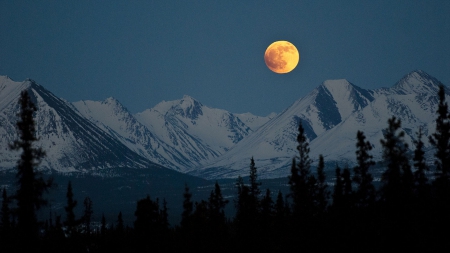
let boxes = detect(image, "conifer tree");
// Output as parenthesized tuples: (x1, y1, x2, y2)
(315, 155, 329, 214)
(116, 211, 124, 234)
(380, 117, 413, 203)
(411, 127, 432, 240)
(289, 122, 315, 217)
(260, 189, 274, 220)
(134, 195, 160, 237)
(247, 157, 261, 218)
(9, 90, 52, 241)
(249, 157, 261, 198)
(428, 84, 450, 241)
(353, 131, 376, 207)
(429, 84, 450, 181)
(332, 165, 344, 208)
(160, 198, 169, 229)
(413, 128, 429, 196)
(64, 181, 78, 237)
(208, 181, 228, 226)
(101, 213, 106, 237)
(82, 197, 93, 235)
(341, 167, 353, 207)
(192, 200, 209, 225)
(275, 190, 286, 219)
(234, 176, 251, 226)
(429, 84, 450, 204)
(260, 188, 274, 246)
(181, 184, 193, 229)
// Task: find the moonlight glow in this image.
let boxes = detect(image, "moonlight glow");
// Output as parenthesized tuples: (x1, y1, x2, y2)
(264, 41, 299, 74)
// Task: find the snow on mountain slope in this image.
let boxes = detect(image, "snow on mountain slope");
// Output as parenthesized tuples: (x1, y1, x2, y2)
(72, 98, 191, 171)
(235, 112, 276, 130)
(192, 79, 375, 179)
(134, 95, 253, 170)
(309, 70, 445, 165)
(0, 76, 159, 172)
(391, 70, 441, 95)
(1, 70, 445, 179)
(0, 76, 29, 111)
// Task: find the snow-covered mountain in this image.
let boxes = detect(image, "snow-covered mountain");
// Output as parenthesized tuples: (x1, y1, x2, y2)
(309, 70, 444, 166)
(0, 76, 161, 172)
(0, 77, 269, 173)
(72, 98, 191, 170)
(192, 70, 446, 179)
(134, 95, 259, 170)
(0, 70, 446, 179)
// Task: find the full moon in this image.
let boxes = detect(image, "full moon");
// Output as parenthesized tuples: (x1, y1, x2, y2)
(264, 41, 299, 74)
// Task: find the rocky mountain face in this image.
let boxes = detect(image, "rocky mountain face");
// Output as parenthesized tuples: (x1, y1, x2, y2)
(0, 76, 271, 173)
(193, 70, 447, 179)
(0, 76, 160, 172)
(0, 70, 446, 179)
(134, 95, 259, 171)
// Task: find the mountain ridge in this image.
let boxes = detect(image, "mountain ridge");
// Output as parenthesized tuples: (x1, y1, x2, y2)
(0, 70, 446, 179)
(192, 70, 446, 179)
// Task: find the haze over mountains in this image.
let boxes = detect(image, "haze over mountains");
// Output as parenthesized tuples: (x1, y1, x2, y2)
(0, 70, 446, 179)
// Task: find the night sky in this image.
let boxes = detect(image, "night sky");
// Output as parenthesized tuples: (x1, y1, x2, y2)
(1, 1, 449, 116)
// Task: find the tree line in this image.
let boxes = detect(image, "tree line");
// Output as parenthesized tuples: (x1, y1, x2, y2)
(1, 86, 450, 252)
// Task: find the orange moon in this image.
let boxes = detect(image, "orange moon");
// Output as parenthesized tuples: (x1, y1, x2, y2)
(264, 41, 299, 74)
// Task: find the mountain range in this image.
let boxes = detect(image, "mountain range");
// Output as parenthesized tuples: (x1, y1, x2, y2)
(0, 70, 446, 179)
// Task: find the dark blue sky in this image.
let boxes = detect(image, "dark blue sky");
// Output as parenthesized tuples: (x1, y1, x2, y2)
(1, 1, 449, 116)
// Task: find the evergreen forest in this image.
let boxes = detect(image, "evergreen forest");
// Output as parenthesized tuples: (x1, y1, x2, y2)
(1, 86, 450, 252)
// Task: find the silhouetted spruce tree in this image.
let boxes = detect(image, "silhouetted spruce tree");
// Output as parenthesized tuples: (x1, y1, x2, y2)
(181, 184, 193, 230)
(275, 191, 286, 219)
(332, 165, 344, 209)
(234, 175, 254, 239)
(258, 189, 275, 251)
(54, 214, 63, 234)
(429, 85, 450, 183)
(208, 182, 228, 225)
(342, 166, 354, 206)
(192, 200, 209, 227)
(234, 176, 250, 222)
(288, 122, 315, 218)
(353, 131, 376, 207)
(249, 157, 261, 199)
(82, 197, 93, 235)
(429, 84, 450, 213)
(246, 158, 261, 221)
(315, 155, 329, 215)
(64, 181, 78, 237)
(206, 182, 228, 250)
(260, 189, 273, 220)
(160, 198, 169, 229)
(413, 128, 429, 197)
(100, 213, 106, 237)
(428, 84, 450, 247)
(116, 211, 124, 234)
(380, 117, 413, 203)
(134, 195, 162, 241)
(274, 190, 286, 227)
(411, 127, 433, 245)
(9, 90, 52, 242)
(379, 117, 415, 246)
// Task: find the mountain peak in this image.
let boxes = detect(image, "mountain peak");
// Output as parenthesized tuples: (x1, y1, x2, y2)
(175, 95, 203, 119)
(0, 75, 13, 81)
(322, 79, 351, 88)
(392, 70, 441, 95)
(101, 97, 130, 113)
(103, 96, 121, 105)
(180, 95, 201, 105)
